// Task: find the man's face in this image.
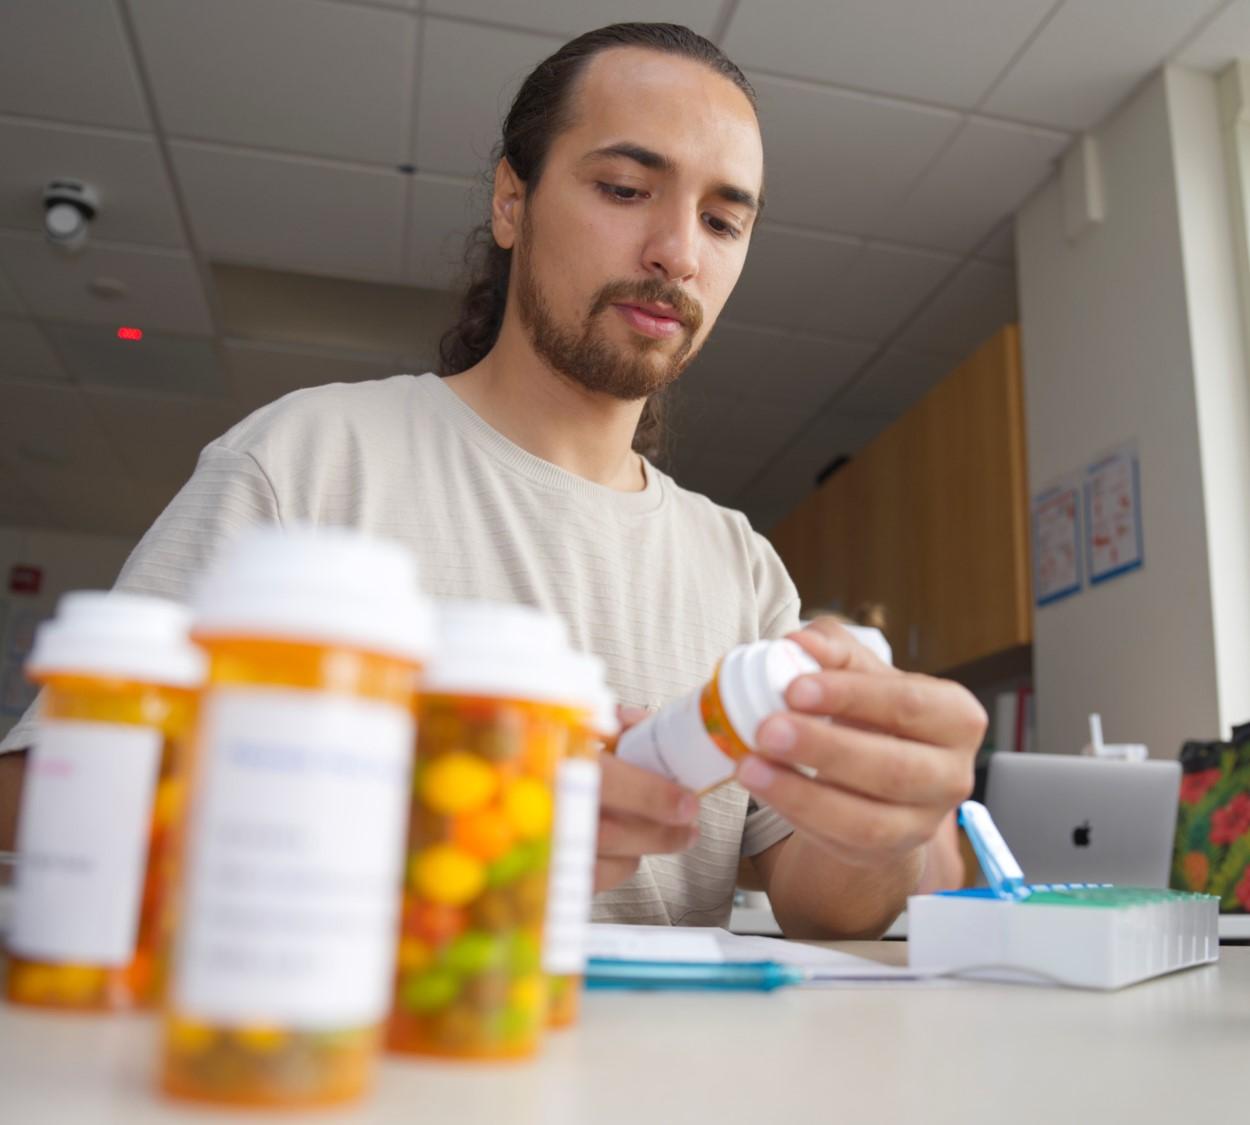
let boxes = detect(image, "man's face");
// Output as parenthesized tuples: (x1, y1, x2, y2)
(510, 47, 763, 402)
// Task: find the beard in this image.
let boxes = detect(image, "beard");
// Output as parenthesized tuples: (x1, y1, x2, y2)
(513, 229, 705, 402)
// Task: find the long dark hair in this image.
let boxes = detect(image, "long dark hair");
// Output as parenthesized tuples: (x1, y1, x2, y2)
(437, 23, 758, 462)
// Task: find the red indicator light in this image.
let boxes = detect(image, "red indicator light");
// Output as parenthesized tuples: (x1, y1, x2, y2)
(117, 326, 144, 341)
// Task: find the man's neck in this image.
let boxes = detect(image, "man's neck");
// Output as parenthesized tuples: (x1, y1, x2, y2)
(444, 323, 648, 493)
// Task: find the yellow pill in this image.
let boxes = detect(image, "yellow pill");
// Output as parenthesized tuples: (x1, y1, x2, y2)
(234, 1026, 288, 1053)
(420, 752, 498, 815)
(397, 937, 433, 973)
(168, 1019, 216, 1054)
(412, 844, 486, 907)
(508, 974, 545, 1016)
(502, 778, 553, 840)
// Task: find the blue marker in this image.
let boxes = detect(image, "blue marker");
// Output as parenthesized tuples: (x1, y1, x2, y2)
(958, 800, 1030, 900)
(586, 959, 807, 992)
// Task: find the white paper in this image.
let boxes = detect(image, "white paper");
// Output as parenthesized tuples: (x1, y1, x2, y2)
(1032, 481, 1082, 606)
(1085, 444, 1144, 583)
(544, 758, 601, 973)
(174, 688, 413, 1028)
(11, 719, 161, 965)
(586, 924, 925, 982)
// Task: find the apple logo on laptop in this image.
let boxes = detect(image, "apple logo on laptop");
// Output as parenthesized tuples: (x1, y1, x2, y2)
(1072, 821, 1092, 848)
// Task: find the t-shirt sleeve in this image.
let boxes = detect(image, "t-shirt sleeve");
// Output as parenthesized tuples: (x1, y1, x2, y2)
(741, 527, 801, 854)
(751, 528, 801, 641)
(0, 444, 280, 755)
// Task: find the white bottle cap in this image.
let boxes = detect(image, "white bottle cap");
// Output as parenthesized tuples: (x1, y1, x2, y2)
(718, 639, 822, 752)
(561, 650, 618, 736)
(424, 600, 579, 706)
(193, 524, 432, 664)
(27, 590, 205, 688)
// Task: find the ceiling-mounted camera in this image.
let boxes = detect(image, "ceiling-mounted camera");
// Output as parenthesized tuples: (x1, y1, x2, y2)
(43, 179, 99, 254)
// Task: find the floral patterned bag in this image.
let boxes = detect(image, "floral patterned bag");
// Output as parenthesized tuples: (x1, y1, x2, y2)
(1171, 726, 1250, 911)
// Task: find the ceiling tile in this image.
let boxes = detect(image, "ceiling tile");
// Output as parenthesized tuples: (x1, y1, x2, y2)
(0, 0, 149, 131)
(975, 220, 1016, 265)
(749, 75, 962, 235)
(44, 323, 226, 398)
(1179, 0, 1250, 70)
(83, 390, 237, 485)
(0, 232, 213, 336)
(0, 119, 186, 248)
(820, 242, 959, 339)
(0, 317, 69, 384)
(898, 260, 1017, 357)
(724, 0, 1055, 108)
(877, 117, 1068, 253)
(425, 0, 723, 37)
(172, 143, 407, 282)
(415, 18, 565, 177)
(406, 175, 487, 290)
(682, 320, 875, 412)
(129, 0, 418, 165)
(723, 225, 862, 332)
(17, 462, 175, 538)
(984, 0, 1224, 130)
(834, 348, 953, 414)
(0, 383, 121, 474)
(0, 267, 22, 316)
(224, 338, 399, 413)
(734, 407, 892, 530)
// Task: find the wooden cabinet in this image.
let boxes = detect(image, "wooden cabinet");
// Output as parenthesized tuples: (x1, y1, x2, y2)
(769, 325, 1031, 677)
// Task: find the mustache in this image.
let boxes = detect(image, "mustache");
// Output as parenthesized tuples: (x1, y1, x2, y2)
(590, 278, 703, 333)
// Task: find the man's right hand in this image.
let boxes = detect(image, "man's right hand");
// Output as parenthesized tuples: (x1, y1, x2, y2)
(594, 708, 701, 892)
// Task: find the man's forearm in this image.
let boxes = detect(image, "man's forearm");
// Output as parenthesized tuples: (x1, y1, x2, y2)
(0, 751, 27, 852)
(762, 830, 923, 940)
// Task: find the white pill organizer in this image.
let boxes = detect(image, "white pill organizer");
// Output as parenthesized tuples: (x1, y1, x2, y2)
(907, 801, 1219, 990)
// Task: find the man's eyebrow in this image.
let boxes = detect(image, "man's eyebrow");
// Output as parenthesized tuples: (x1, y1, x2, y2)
(581, 142, 760, 214)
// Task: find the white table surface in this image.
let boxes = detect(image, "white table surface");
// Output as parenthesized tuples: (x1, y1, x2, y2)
(2, 943, 1246, 1125)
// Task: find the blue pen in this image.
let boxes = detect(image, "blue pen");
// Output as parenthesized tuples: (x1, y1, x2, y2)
(958, 799, 1030, 900)
(585, 958, 807, 991)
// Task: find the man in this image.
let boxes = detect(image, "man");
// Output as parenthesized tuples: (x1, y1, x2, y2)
(0, 23, 983, 937)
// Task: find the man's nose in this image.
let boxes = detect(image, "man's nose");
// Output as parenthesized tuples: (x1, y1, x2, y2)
(643, 204, 700, 283)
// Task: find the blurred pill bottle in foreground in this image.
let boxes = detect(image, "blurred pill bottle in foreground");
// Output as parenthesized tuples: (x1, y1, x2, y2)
(7, 592, 203, 1011)
(161, 527, 431, 1109)
(546, 655, 615, 1030)
(615, 639, 820, 794)
(386, 600, 581, 1061)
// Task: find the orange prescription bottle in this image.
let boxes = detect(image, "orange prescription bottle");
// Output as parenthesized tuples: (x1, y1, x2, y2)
(160, 527, 431, 1109)
(386, 600, 580, 1061)
(545, 654, 614, 1029)
(7, 592, 204, 1010)
(614, 639, 820, 794)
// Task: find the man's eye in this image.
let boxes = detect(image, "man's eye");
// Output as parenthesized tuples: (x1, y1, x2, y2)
(704, 213, 741, 239)
(597, 183, 644, 201)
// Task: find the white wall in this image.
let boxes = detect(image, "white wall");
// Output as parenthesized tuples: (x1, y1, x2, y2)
(0, 525, 138, 738)
(1017, 66, 1250, 760)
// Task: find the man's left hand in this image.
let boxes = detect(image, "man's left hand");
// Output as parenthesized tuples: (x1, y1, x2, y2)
(735, 618, 986, 872)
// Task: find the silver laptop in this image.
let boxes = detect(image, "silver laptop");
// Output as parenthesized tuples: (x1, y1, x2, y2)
(984, 753, 1181, 888)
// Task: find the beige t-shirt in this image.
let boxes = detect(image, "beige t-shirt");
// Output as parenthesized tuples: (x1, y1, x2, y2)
(1, 373, 801, 926)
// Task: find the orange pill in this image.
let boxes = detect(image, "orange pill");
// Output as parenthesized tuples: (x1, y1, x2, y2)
(452, 808, 515, 861)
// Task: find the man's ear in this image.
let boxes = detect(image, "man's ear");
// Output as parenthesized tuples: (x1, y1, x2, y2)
(491, 157, 525, 250)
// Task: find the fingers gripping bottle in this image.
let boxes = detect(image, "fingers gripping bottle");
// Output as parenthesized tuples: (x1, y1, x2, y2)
(161, 527, 431, 1108)
(386, 601, 581, 1061)
(7, 593, 204, 1010)
(614, 639, 820, 794)
(545, 655, 614, 1029)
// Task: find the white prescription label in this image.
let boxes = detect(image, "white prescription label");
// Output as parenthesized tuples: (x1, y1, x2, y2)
(173, 689, 413, 1028)
(11, 719, 162, 966)
(614, 690, 738, 793)
(543, 758, 602, 974)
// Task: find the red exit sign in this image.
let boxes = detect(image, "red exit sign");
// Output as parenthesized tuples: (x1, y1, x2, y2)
(9, 565, 42, 595)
